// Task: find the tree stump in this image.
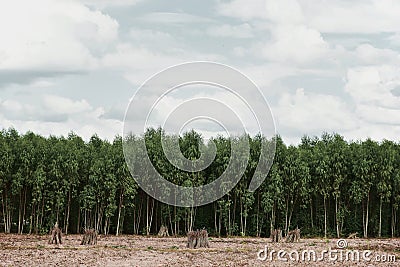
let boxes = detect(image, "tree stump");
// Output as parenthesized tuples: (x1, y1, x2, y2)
(80, 228, 98, 245)
(48, 222, 62, 245)
(271, 228, 283, 242)
(158, 225, 169, 237)
(187, 229, 210, 248)
(285, 228, 300, 242)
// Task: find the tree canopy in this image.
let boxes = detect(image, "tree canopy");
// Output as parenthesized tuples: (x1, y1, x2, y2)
(0, 127, 399, 238)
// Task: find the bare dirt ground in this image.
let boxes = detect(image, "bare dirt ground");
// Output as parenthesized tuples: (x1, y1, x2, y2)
(0, 234, 399, 266)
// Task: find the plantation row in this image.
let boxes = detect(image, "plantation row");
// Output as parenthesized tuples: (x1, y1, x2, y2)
(0, 127, 399, 238)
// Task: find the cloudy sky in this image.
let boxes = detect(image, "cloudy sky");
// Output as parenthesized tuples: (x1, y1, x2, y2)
(1, 0, 399, 144)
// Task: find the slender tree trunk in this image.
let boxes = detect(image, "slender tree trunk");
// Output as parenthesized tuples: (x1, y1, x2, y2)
(77, 208, 81, 234)
(392, 206, 397, 238)
(168, 206, 175, 236)
(285, 197, 289, 236)
(145, 196, 154, 235)
(364, 193, 370, 238)
(310, 196, 314, 229)
(240, 199, 243, 235)
(256, 193, 260, 237)
(2, 192, 7, 233)
(21, 187, 27, 234)
(335, 195, 340, 238)
(244, 211, 247, 236)
(378, 197, 382, 238)
(18, 189, 22, 234)
(214, 203, 218, 235)
(324, 195, 327, 238)
(218, 210, 221, 236)
(146, 196, 149, 235)
(228, 196, 231, 236)
(174, 205, 177, 236)
(29, 203, 35, 234)
(270, 207, 275, 237)
(116, 189, 124, 236)
(65, 190, 71, 235)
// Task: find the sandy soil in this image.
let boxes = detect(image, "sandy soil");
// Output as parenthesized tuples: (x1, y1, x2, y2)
(0, 234, 399, 266)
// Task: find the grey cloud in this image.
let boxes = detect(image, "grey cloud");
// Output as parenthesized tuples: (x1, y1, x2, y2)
(391, 86, 400, 97)
(0, 70, 83, 88)
(100, 103, 127, 121)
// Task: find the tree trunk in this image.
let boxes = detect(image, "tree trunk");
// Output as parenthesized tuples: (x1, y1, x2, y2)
(256, 193, 260, 237)
(270, 207, 275, 238)
(116, 189, 124, 236)
(2, 192, 7, 233)
(324, 195, 327, 238)
(285, 197, 289, 236)
(21, 187, 27, 234)
(18, 189, 22, 234)
(65, 190, 71, 235)
(335, 195, 340, 238)
(77, 208, 81, 234)
(378, 197, 382, 238)
(364, 193, 370, 238)
(214, 203, 218, 236)
(240, 198, 243, 235)
(310, 196, 314, 229)
(391, 206, 396, 238)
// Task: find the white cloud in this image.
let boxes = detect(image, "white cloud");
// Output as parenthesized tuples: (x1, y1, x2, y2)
(137, 12, 214, 25)
(206, 24, 254, 38)
(302, 0, 400, 33)
(388, 33, 400, 46)
(354, 44, 400, 65)
(345, 65, 400, 109)
(80, 0, 142, 9)
(217, 0, 305, 24)
(259, 24, 330, 64)
(274, 88, 356, 134)
(216, 0, 267, 20)
(0, 0, 118, 72)
(101, 43, 223, 86)
(344, 65, 400, 129)
(43, 95, 93, 115)
(0, 95, 121, 140)
(218, 0, 400, 34)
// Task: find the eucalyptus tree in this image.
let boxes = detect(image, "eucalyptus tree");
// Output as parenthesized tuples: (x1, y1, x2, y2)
(89, 136, 117, 234)
(391, 142, 400, 237)
(113, 136, 138, 236)
(178, 130, 205, 232)
(376, 140, 395, 237)
(350, 139, 379, 238)
(327, 134, 349, 238)
(63, 132, 85, 234)
(46, 136, 68, 228)
(314, 133, 333, 238)
(0, 129, 19, 233)
(282, 145, 309, 235)
(298, 135, 318, 230)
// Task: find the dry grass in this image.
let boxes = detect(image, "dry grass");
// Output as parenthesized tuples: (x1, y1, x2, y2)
(0, 234, 399, 266)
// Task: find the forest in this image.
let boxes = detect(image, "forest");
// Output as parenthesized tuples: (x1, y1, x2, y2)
(0, 127, 399, 239)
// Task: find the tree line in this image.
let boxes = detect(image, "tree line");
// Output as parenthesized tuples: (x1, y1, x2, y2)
(1, 127, 399, 238)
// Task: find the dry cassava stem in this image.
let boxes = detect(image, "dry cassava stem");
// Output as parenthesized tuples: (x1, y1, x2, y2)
(48, 222, 62, 245)
(80, 228, 98, 245)
(158, 225, 169, 237)
(187, 229, 210, 249)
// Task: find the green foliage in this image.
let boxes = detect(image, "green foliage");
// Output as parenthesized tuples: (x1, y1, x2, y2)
(0, 128, 399, 238)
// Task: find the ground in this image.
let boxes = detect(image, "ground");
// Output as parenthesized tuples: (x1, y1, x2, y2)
(0, 234, 399, 266)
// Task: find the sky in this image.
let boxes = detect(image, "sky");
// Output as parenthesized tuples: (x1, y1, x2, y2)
(0, 0, 399, 144)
